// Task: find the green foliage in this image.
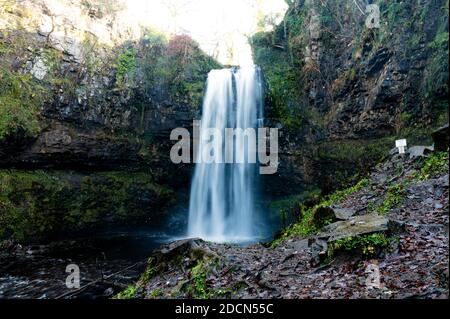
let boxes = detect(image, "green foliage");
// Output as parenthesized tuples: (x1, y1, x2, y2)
(429, 32, 449, 49)
(316, 138, 394, 163)
(114, 285, 137, 299)
(190, 260, 209, 299)
(114, 257, 159, 299)
(271, 178, 370, 246)
(115, 48, 137, 88)
(425, 38, 449, 112)
(140, 258, 158, 283)
(269, 189, 322, 227)
(137, 32, 220, 110)
(322, 178, 370, 207)
(149, 288, 162, 298)
(184, 258, 231, 299)
(375, 182, 406, 215)
(0, 65, 44, 139)
(251, 32, 303, 129)
(382, 2, 407, 29)
(331, 233, 390, 258)
(418, 151, 449, 181)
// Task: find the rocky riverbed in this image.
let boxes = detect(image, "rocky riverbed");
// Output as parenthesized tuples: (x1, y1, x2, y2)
(119, 146, 449, 299)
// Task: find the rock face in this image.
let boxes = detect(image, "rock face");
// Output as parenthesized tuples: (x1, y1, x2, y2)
(432, 124, 449, 151)
(0, 0, 218, 172)
(0, 0, 219, 242)
(0, 170, 175, 242)
(252, 0, 449, 196)
(1, 123, 142, 170)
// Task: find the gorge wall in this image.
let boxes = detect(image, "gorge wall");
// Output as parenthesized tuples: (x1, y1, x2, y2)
(252, 0, 449, 197)
(0, 0, 220, 242)
(1, 0, 448, 243)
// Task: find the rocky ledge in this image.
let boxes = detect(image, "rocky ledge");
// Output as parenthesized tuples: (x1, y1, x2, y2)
(117, 144, 449, 299)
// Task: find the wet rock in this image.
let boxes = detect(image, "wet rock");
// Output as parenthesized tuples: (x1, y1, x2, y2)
(1, 124, 142, 169)
(310, 239, 328, 265)
(317, 214, 389, 241)
(332, 207, 357, 220)
(103, 288, 114, 297)
(285, 239, 309, 252)
(365, 48, 392, 76)
(437, 175, 449, 188)
(154, 239, 204, 261)
(432, 124, 449, 152)
(313, 206, 337, 228)
(313, 206, 357, 225)
(151, 238, 218, 271)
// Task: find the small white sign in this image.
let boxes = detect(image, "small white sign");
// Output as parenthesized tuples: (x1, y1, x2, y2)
(395, 139, 407, 154)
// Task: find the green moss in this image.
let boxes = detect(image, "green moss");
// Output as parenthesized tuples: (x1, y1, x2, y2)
(115, 48, 137, 88)
(382, 2, 407, 30)
(0, 65, 44, 139)
(148, 288, 162, 298)
(0, 170, 174, 242)
(250, 31, 303, 129)
(330, 233, 390, 258)
(269, 189, 321, 227)
(429, 32, 449, 50)
(114, 285, 137, 299)
(190, 260, 209, 299)
(140, 258, 158, 283)
(375, 182, 406, 215)
(138, 32, 221, 110)
(183, 257, 225, 299)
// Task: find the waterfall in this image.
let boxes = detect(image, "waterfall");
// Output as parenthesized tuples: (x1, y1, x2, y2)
(187, 66, 264, 243)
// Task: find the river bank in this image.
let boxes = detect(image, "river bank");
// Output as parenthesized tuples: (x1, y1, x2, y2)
(117, 145, 449, 299)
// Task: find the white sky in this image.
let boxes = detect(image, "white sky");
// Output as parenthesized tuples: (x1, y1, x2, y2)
(124, 0, 288, 66)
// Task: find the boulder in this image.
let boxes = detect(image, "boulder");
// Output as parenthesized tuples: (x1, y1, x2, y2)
(313, 206, 357, 226)
(432, 124, 449, 152)
(285, 238, 309, 252)
(332, 207, 357, 220)
(407, 145, 434, 158)
(317, 214, 389, 241)
(310, 239, 328, 265)
(151, 238, 218, 269)
(312, 206, 337, 228)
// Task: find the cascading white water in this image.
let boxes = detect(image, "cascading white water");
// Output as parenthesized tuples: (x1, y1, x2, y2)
(187, 66, 263, 243)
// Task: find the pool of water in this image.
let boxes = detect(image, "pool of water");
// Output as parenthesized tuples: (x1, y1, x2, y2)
(0, 231, 172, 299)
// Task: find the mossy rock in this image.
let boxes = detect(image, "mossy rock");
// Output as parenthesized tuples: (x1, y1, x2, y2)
(0, 170, 174, 243)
